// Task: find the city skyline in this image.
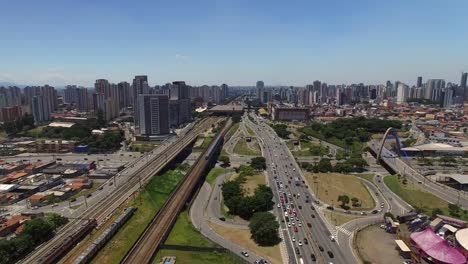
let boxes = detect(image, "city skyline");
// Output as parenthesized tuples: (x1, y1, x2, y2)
(1, 0, 468, 86)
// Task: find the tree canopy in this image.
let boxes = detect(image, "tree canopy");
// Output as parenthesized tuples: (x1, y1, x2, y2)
(249, 212, 281, 246)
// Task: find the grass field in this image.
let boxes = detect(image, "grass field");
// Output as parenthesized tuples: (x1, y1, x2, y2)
(323, 211, 360, 226)
(22, 125, 46, 138)
(129, 142, 156, 152)
(354, 174, 375, 183)
(304, 172, 375, 210)
(246, 125, 255, 136)
(384, 175, 468, 220)
(233, 138, 261, 156)
(225, 122, 240, 141)
(206, 167, 232, 186)
(153, 211, 244, 264)
(242, 173, 266, 196)
(290, 141, 328, 157)
(209, 222, 282, 264)
(91, 170, 185, 263)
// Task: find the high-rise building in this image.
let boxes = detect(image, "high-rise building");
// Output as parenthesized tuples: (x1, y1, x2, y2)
(133, 75, 150, 130)
(137, 94, 170, 137)
(461, 72, 467, 101)
(441, 88, 454, 108)
(397, 83, 409, 104)
(169, 81, 191, 128)
(417, 76, 423, 88)
(31, 95, 51, 123)
(118, 81, 131, 108)
(256, 81, 264, 102)
(221, 84, 229, 100)
(76, 87, 89, 112)
(425, 79, 445, 101)
(93, 93, 105, 113)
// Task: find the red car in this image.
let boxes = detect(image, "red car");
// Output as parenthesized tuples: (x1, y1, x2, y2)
(294, 226, 298, 232)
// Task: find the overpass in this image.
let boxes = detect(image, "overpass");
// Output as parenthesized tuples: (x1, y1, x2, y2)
(368, 139, 468, 209)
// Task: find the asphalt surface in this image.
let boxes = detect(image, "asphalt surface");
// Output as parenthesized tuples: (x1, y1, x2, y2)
(245, 114, 351, 264)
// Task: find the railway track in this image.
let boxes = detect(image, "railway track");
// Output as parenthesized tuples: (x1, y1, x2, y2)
(121, 118, 232, 264)
(21, 117, 218, 264)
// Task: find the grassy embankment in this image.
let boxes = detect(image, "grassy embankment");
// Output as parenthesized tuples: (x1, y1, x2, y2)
(384, 175, 468, 220)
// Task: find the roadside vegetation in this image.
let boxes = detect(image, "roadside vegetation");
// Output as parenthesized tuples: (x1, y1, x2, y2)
(154, 211, 244, 264)
(0, 214, 68, 264)
(384, 175, 468, 220)
(222, 165, 274, 220)
(300, 117, 402, 152)
(269, 123, 290, 139)
(233, 137, 261, 156)
(92, 169, 185, 263)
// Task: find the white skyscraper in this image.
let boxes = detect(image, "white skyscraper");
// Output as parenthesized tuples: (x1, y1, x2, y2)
(397, 83, 409, 104)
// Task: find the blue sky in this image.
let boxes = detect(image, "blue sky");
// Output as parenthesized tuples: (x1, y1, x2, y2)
(1, 0, 467, 87)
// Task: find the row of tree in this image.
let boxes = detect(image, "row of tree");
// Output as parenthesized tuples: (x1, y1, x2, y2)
(1, 113, 35, 136)
(301, 117, 402, 148)
(0, 214, 68, 264)
(270, 123, 290, 139)
(301, 156, 368, 173)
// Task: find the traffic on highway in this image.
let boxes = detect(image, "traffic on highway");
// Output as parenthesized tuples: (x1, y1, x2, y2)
(245, 113, 351, 264)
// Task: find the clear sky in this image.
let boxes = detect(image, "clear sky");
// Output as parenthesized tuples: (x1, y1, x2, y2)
(1, 0, 467, 87)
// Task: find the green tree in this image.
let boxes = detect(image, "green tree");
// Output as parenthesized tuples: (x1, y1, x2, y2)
(448, 203, 460, 216)
(337, 195, 350, 209)
(251, 185, 274, 212)
(218, 155, 231, 167)
(317, 158, 332, 172)
(96, 109, 106, 128)
(431, 208, 443, 219)
(351, 197, 359, 207)
(231, 113, 242, 123)
(250, 157, 266, 170)
(23, 218, 55, 244)
(249, 212, 280, 246)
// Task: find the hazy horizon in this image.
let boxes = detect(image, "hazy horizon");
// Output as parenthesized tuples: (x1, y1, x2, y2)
(1, 0, 467, 87)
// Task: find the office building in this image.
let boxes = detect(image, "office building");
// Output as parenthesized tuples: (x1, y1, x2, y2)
(397, 83, 409, 104)
(461, 72, 467, 101)
(133, 75, 150, 130)
(441, 88, 454, 108)
(256, 81, 265, 102)
(137, 94, 170, 138)
(118, 81, 131, 108)
(417, 76, 423, 88)
(425, 79, 445, 101)
(169, 81, 191, 128)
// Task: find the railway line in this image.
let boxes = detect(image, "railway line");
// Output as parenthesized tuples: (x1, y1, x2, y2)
(121, 118, 232, 264)
(21, 117, 218, 264)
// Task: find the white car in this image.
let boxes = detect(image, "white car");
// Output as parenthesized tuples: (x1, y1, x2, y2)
(330, 235, 336, 242)
(298, 241, 303, 246)
(292, 237, 296, 242)
(288, 223, 291, 228)
(298, 223, 302, 227)
(277, 204, 281, 208)
(241, 251, 249, 257)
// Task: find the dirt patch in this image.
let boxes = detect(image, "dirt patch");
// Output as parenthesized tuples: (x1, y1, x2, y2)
(355, 224, 404, 264)
(304, 172, 375, 210)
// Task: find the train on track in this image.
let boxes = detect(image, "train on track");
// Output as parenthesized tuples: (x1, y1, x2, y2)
(73, 207, 137, 264)
(38, 219, 97, 264)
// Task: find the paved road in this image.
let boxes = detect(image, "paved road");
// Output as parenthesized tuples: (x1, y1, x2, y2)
(246, 114, 350, 264)
(369, 141, 468, 209)
(190, 182, 264, 263)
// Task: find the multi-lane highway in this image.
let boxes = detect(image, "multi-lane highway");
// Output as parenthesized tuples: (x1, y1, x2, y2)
(245, 114, 351, 264)
(19, 117, 217, 264)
